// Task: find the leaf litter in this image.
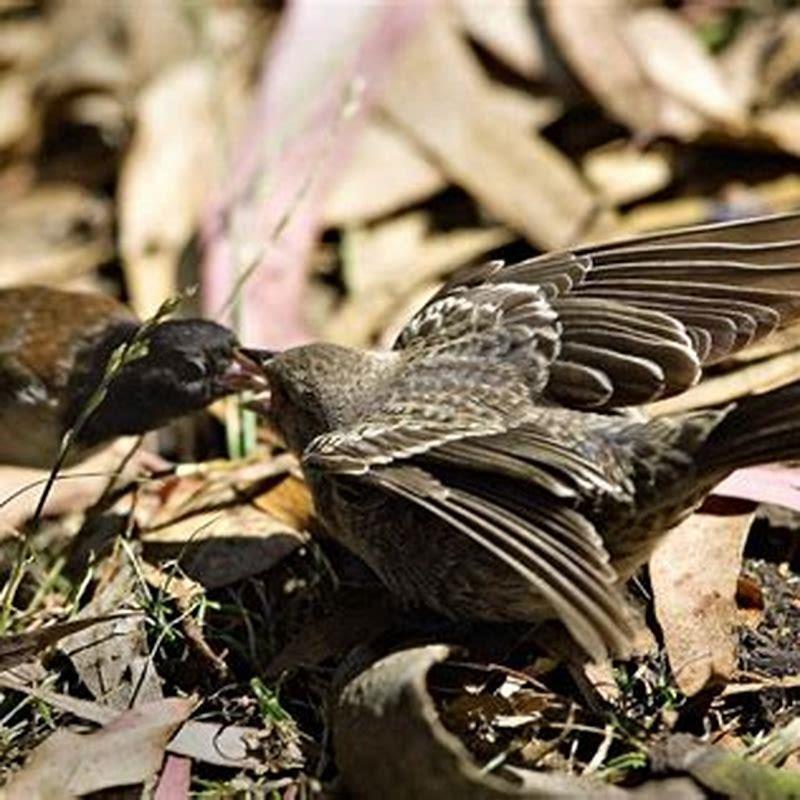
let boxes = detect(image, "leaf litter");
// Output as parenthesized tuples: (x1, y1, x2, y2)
(1, 1, 800, 796)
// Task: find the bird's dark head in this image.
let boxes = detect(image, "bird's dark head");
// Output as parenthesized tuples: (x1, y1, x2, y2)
(70, 318, 242, 446)
(241, 343, 399, 454)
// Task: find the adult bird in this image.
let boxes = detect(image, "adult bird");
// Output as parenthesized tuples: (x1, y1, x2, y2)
(240, 213, 800, 661)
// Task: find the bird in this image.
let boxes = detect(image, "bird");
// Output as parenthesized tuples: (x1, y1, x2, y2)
(0, 285, 248, 470)
(240, 212, 800, 661)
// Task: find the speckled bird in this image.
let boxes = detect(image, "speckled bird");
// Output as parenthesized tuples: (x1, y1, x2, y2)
(243, 213, 800, 661)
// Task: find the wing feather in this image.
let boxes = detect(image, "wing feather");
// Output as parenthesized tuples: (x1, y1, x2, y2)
(396, 213, 800, 409)
(368, 464, 631, 660)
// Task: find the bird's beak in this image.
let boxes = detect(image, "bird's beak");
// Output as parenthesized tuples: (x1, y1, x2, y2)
(219, 348, 272, 393)
(239, 348, 277, 365)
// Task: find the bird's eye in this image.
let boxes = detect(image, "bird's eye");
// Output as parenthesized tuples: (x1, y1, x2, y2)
(179, 358, 207, 381)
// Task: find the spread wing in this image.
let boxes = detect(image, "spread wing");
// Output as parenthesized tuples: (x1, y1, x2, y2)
(300, 213, 800, 658)
(414, 212, 800, 409)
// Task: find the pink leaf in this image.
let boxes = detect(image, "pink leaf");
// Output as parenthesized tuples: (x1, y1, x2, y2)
(155, 755, 192, 800)
(202, 0, 437, 349)
(712, 465, 800, 512)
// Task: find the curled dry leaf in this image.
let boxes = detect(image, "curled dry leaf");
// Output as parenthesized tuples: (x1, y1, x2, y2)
(3, 697, 195, 800)
(650, 510, 754, 697)
(334, 645, 631, 800)
(381, 11, 614, 250)
(334, 644, 504, 799)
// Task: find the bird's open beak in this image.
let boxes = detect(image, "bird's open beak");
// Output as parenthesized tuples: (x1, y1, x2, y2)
(219, 348, 275, 416)
(219, 348, 272, 393)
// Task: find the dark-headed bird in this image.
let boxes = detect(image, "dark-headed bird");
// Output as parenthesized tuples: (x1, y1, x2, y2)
(0, 286, 245, 469)
(240, 214, 800, 661)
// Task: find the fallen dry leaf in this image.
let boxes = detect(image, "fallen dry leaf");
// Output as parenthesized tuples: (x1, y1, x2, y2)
(649, 349, 800, 415)
(137, 465, 311, 590)
(455, 0, 543, 79)
(0, 436, 149, 534)
(143, 504, 307, 590)
(322, 116, 447, 226)
(713, 466, 800, 513)
(624, 8, 745, 132)
(40, 0, 197, 97)
(545, 1, 745, 141)
(650, 510, 754, 696)
(0, 673, 271, 771)
(583, 141, 672, 207)
(3, 697, 194, 799)
(154, 755, 191, 800)
(133, 454, 297, 530)
(718, 17, 777, 110)
(543, 0, 660, 135)
(168, 720, 283, 771)
(0, 613, 138, 674)
(59, 559, 163, 709)
(0, 183, 112, 288)
(119, 60, 228, 317)
(381, 11, 615, 250)
(0, 75, 33, 152)
(756, 103, 800, 159)
(0, 16, 50, 72)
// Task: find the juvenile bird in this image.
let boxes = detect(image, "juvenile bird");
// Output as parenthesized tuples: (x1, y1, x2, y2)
(0, 286, 244, 469)
(243, 213, 800, 660)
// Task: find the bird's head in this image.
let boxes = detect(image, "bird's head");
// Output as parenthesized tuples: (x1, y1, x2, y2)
(70, 319, 243, 445)
(236, 343, 399, 454)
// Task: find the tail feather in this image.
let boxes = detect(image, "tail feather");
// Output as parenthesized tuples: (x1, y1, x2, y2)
(697, 379, 800, 476)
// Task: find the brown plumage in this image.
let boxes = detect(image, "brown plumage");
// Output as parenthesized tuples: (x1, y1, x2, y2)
(0, 286, 243, 469)
(244, 213, 800, 661)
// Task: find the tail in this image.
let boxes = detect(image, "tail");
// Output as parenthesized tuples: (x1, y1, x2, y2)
(697, 379, 800, 476)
